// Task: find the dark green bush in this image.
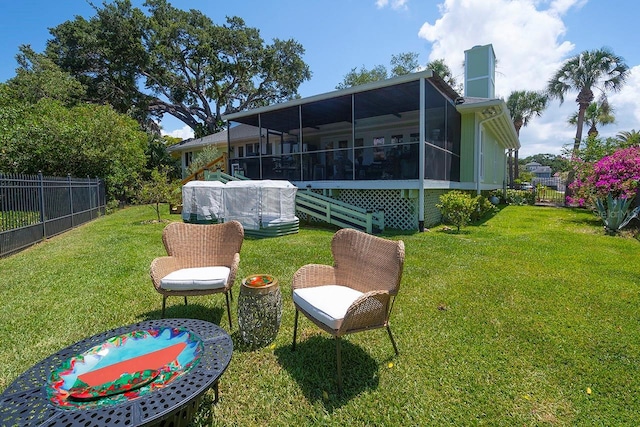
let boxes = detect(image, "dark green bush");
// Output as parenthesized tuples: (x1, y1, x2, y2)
(472, 195, 497, 221)
(505, 189, 535, 206)
(437, 191, 477, 232)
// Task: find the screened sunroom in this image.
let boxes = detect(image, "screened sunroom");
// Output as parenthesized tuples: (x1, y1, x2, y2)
(223, 71, 462, 186)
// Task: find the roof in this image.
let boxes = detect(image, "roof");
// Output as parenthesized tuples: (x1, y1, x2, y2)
(185, 69, 519, 151)
(456, 98, 520, 150)
(223, 70, 437, 123)
(167, 124, 260, 153)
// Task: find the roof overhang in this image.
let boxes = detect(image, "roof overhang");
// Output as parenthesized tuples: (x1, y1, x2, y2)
(222, 70, 437, 123)
(456, 98, 520, 150)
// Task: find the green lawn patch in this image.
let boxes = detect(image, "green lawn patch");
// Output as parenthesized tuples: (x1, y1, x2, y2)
(1, 204, 639, 425)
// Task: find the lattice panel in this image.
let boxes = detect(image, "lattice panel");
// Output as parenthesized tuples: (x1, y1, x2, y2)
(296, 188, 451, 231)
(339, 189, 417, 230)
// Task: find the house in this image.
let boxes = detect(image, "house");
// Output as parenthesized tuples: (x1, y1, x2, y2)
(169, 44, 519, 231)
(525, 161, 564, 191)
(525, 162, 552, 178)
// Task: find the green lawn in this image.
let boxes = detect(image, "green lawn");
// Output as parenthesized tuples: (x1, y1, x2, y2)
(1, 204, 639, 426)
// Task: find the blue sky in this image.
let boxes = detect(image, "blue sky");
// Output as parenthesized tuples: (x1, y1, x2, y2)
(1, 0, 639, 157)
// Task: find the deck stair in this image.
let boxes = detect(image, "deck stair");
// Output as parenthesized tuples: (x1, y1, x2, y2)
(295, 190, 384, 234)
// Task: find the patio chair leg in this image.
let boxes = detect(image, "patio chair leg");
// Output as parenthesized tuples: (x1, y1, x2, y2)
(225, 292, 232, 329)
(387, 325, 399, 356)
(161, 297, 167, 317)
(336, 336, 343, 393)
(291, 310, 299, 351)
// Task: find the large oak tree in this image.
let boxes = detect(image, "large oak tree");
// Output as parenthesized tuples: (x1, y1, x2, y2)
(45, 0, 311, 137)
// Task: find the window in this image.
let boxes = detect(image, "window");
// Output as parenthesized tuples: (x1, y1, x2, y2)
(246, 143, 260, 156)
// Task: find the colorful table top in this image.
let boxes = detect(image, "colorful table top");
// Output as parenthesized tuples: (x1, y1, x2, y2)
(0, 319, 233, 426)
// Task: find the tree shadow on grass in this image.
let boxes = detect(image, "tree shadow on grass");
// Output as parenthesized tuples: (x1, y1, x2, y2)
(273, 335, 379, 409)
(140, 301, 226, 326)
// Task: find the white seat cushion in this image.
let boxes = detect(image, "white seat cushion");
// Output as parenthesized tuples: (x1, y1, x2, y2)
(293, 285, 363, 330)
(160, 266, 230, 291)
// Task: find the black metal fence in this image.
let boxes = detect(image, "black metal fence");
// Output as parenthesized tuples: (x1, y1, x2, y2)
(532, 177, 566, 206)
(0, 173, 106, 257)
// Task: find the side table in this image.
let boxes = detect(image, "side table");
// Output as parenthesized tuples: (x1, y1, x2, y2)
(238, 274, 282, 347)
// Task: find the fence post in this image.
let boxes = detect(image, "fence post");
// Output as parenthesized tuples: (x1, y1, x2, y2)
(68, 174, 74, 228)
(89, 176, 94, 220)
(38, 171, 46, 238)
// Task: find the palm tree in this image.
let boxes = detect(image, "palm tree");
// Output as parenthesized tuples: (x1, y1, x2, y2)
(616, 129, 640, 148)
(505, 90, 548, 184)
(547, 48, 629, 158)
(567, 97, 615, 138)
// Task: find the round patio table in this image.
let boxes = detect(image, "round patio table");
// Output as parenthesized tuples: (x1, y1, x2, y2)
(0, 318, 233, 427)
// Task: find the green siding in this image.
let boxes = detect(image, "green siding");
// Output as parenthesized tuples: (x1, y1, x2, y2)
(458, 112, 507, 188)
(460, 113, 476, 183)
(481, 132, 505, 186)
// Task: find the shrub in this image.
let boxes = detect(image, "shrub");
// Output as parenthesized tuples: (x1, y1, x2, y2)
(504, 189, 535, 206)
(569, 147, 640, 232)
(436, 191, 477, 232)
(472, 195, 497, 221)
(569, 146, 640, 205)
(186, 145, 221, 177)
(135, 167, 182, 221)
(488, 189, 504, 204)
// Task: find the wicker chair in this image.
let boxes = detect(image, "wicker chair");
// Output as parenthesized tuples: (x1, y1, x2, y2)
(291, 228, 405, 391)
(150, 221, 244, 327)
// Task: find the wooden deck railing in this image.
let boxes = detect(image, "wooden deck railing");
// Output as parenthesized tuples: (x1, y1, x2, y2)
(181, 153, 228, 185)
(295, 190, 384, 234)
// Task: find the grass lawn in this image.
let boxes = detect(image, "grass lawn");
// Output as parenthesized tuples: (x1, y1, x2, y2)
(1, 204, 639, 426)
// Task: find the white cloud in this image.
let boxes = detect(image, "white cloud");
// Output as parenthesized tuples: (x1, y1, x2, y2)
(608, 65, 640, 128)
(549, 0, 587, 16)
(375, 0, 408, 10)
(416, 0, 629, 156)
(161, 124, 194, 140)
(418, 0, 578, 96)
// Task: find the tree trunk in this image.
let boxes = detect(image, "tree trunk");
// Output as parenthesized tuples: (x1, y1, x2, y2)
(572, 87, 593, 158)
(513, 123, 522, 181)
(566, 88, 594, 202)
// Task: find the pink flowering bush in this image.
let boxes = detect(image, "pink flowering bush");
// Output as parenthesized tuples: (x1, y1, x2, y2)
(568, 146, 640, 232)
(568, 146, 640, 205)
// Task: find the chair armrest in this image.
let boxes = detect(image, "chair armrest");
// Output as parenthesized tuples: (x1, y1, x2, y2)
(292, 264, 337, 290)
(149, 256, 182, 289)
(226, 253, 241, 290)
(339, 290, 391, 334)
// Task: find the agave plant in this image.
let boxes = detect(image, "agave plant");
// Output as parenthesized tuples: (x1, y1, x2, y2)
(594, 193, 640, 233)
